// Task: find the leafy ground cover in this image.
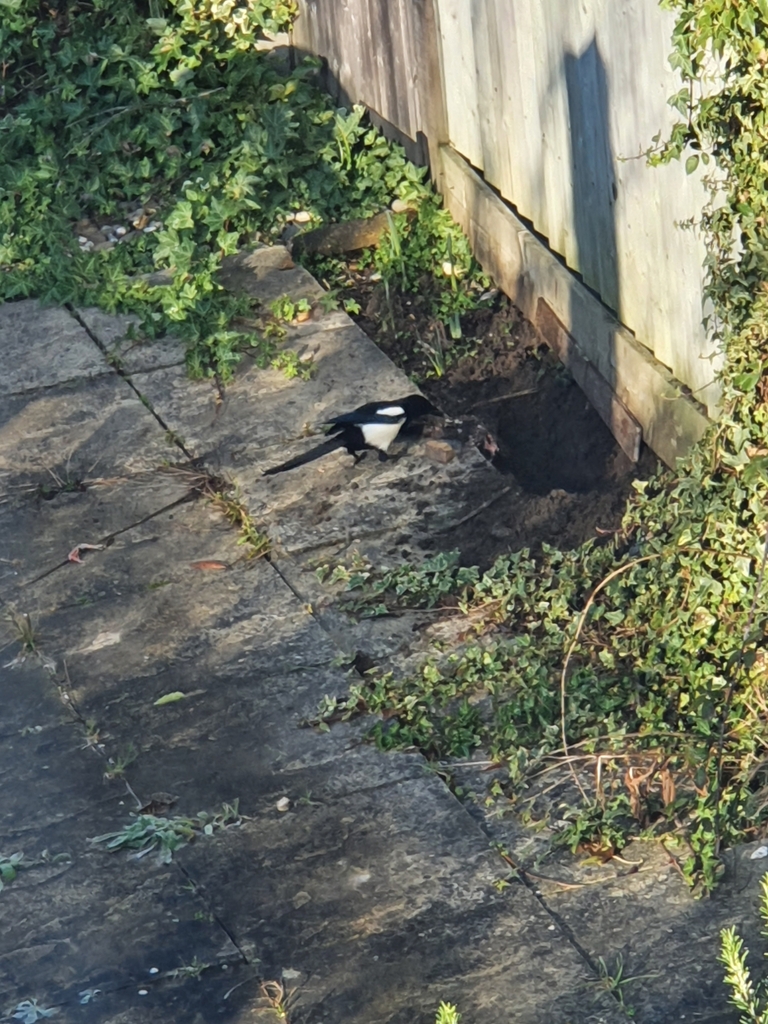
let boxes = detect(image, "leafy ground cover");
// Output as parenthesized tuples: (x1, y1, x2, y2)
(0, 0, 484, 380)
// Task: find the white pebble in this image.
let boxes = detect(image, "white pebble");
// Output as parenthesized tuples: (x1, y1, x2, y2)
(144, 221, 161, 233)
(138, 989, 148, 996)
(276, 796, 291, 812)
(294, 210, 311, 224)
(391, 198, 411, 214)
(115, 226, 127, 236)
(77, 235, 88, 244)
(751, 845, 768, 859)
(149, 967, 159, 974)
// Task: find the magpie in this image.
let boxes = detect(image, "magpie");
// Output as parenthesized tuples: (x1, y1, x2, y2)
(263, 394, 442, 476)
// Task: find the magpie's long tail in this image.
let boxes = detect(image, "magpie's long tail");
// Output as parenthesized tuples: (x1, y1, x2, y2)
(263, 436, 347, 476)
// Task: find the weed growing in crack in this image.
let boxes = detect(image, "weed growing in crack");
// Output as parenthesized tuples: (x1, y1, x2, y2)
(590, 953, 657, 1017)
(170, 957, 208, 981)
(207, 486, 270, 560)
(6, 611, 38, 655)
(90, 801, 241, 865)
(10, 999, 56, 1023)
(259, 980, 291, 1021)
(103, 743, 138, 781)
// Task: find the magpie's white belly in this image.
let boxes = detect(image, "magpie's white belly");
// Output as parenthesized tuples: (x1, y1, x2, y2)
(361, 418, 405, 452)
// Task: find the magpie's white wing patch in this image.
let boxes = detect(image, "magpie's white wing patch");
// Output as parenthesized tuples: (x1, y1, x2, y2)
(375, 406, 405, 418)
(361, 418, 405, 452)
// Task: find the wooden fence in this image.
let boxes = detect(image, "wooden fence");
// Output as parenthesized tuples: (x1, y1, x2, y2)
(293, 0, 717, 466)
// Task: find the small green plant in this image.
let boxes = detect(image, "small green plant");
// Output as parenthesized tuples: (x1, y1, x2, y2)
(90, 802, 240, 864)
(434, 1002, 460, 1024)
(11, 1000, 56, 1024)
(260, 980, 291, 1021)
(0, 852, 25, 892)
(720, 873, 768, 1023)
(269, 295, 311, 323)
(591, 953, 656, 1017)
(7, 611, 38, 655)
(170, 957, 208, 981)
(103, 743, 138, 780)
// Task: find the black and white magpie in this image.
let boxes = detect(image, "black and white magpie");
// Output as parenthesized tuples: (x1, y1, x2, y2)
(263, 394, 442, 476)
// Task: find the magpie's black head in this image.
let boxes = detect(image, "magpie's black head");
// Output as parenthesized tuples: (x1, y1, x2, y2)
(397, 395, 444, 420)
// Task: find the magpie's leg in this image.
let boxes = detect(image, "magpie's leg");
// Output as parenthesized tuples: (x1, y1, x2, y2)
(352, 451, 368, 465)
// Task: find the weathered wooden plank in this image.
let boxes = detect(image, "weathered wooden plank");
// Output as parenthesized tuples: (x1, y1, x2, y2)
(435, 0, 483, 170)
(536, 300, 641, 462)
(441, 145, 709, 468)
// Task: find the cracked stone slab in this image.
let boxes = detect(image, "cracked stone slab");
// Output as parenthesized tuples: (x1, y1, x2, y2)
(0, 662, 241, 1015)
(0, 375, 181, 504)
(128, 311, 413, 465)
(8, 491, 338, 700)
(526, 837, 768, 1024)
(180, 775, 625, 1024)
(241, 436, 493, 557)
(0, 474, 193, 600)
(76, 307, 187, 374)
(0, 837, 241, 1014)
(0, 300, 111, 394)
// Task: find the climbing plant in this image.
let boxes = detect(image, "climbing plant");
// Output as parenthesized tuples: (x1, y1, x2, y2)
(316, 0, 768, 892)
(0, 0, 482, 379)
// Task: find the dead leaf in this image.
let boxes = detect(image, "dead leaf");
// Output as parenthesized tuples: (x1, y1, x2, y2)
(68, 542, 105, 564)
(139, 792, 178, 815)
(190, 560, 228, 571)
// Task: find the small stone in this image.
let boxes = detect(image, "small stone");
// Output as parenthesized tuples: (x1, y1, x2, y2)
(148, 967, 159, 975)
(423, 439, 456, 464)
(294, 210, 312, 224)
(751, 845, 768, 859)
(276, 796, 291, 812)
(391, 198, 411, 214)
(114, 225, 127, 237)
(138, 989, 148, 996)
(143, 221, 161, 233)
(77, 235, 88, 244)
(295, 308, 312, 323)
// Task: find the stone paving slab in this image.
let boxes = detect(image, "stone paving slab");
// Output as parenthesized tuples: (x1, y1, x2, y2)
(0, 301, 112, 395)
(0, 474, 193, 600)
(181, 777, 623, 1024)
(0, 370, 178, 503)
(0, 660, 241, 1018)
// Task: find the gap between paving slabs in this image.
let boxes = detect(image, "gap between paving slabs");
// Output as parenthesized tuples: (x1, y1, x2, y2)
(38, 261, 639, 1021)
